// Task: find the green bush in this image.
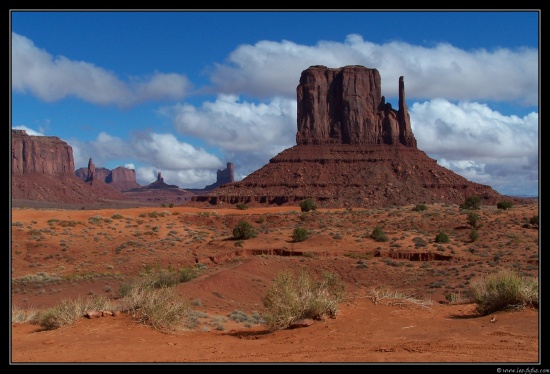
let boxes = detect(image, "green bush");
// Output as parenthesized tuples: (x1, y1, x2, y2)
(529, 215, 539, 228)
(497, 201, 513, 210)
(232, 220, 257, 240)
(460, 195, 481, 210)
(412, 204, 428, 212)
(469, 228, 479, 242)
(468, 269, 538, 315)
(467, 212, 481, 228)
(435, 231, 449, 243)
(292, 227, 308, 242)
(371, 226, 389, 242)
(261, 269, 345, 331)
(235, 203, 248, 210)
(300, 198, 317, 213)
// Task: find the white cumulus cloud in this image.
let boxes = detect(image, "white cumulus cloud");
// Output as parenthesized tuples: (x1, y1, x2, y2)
(410, 99, 538, 196)
(11, 32, 192, 107)
(209, 34, 538, 106)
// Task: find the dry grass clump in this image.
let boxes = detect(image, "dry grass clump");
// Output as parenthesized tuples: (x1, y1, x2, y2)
(469, 268, 538, 315)
(32, 296, 115, 330)
(369, 287, 433, 309)
(261, 268, 345, 331)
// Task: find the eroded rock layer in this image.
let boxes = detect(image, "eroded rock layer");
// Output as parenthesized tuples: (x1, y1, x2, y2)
(193, 144, 509, 208)
(12, 129, 75, 175)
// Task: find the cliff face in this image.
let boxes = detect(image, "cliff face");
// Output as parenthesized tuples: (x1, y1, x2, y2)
(11, 130, 127, 204)
(296, 65, 416, 147)
(75, 159, 140, 191)
(193, 65, 512, 208)
(11, 129, 75, 175)
(106, 167, 140, 190)
(203, 162, 235, 190)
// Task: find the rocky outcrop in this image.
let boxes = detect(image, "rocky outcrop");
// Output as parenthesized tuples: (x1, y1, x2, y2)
(192, 65, 514, 209)
(106, 167, 140, 191)
(75, 160, 139, 191)
(185, 162, 236, 195)
(203, 162, 235, 190)
(11, 129, 75, 175)
(296, 65, 416, 147)
(121, 171, 195, 205)
(217, 162, 235, 185)
(11, 130, 128, 205)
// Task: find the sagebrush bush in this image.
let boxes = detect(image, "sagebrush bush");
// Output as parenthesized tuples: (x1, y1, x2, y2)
(412, 204, 428, 212)
(371, 226, 389, 242)
(292, 227, 308, 242)
(435, 231, 449, 243)
(468, 269, 538, 315)
(467, 212, 481, 228)
(469, 228, 479, 242)
(261, 268, 345, 330)
(235, 203, 248, 210)
(497, 201, 513, 210)
(232, 220, 257, 240)
(119, 285, 190, 333)
(300, 198, 317, 213)
(460, 195, 481, 210)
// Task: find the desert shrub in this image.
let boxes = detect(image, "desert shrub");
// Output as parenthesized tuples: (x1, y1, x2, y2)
(412, 204, 428, 212)
(168, 203, 174, 208)
(34, 296, 114, 330)
(119, 267, 198, 298)
(435, 231, 449, 243)
(232, 220, 257, 240)
(460, 195, 481, 210)
(300, 198, 317, 213)
(111, 214, 124, 219)
(468, 269, 538, 316)
(292, 227, 308, 242)
(88, 215, 103, 225)
(445, 291, 469, 304)
(413, 236, 428, 248)
(261, 268, 345, 330)
(529, 215, 539, 228)
(371, 226, 389, 242)
(235, 203, 248, 210)
(11, 304, 40, 323)
(469, 228, 479, 242)
(497, 201, 513, 210)
(119, 284, 190, 333)
(467, 212, 481, 229)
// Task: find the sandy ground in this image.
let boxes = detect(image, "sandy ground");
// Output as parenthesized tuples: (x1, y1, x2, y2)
(10, 203, 541, 364)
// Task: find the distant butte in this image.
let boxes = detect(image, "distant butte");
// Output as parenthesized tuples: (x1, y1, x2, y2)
(192, 65, 515, 208)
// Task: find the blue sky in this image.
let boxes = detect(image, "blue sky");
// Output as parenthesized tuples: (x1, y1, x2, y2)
(10, 10, 539, 197)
